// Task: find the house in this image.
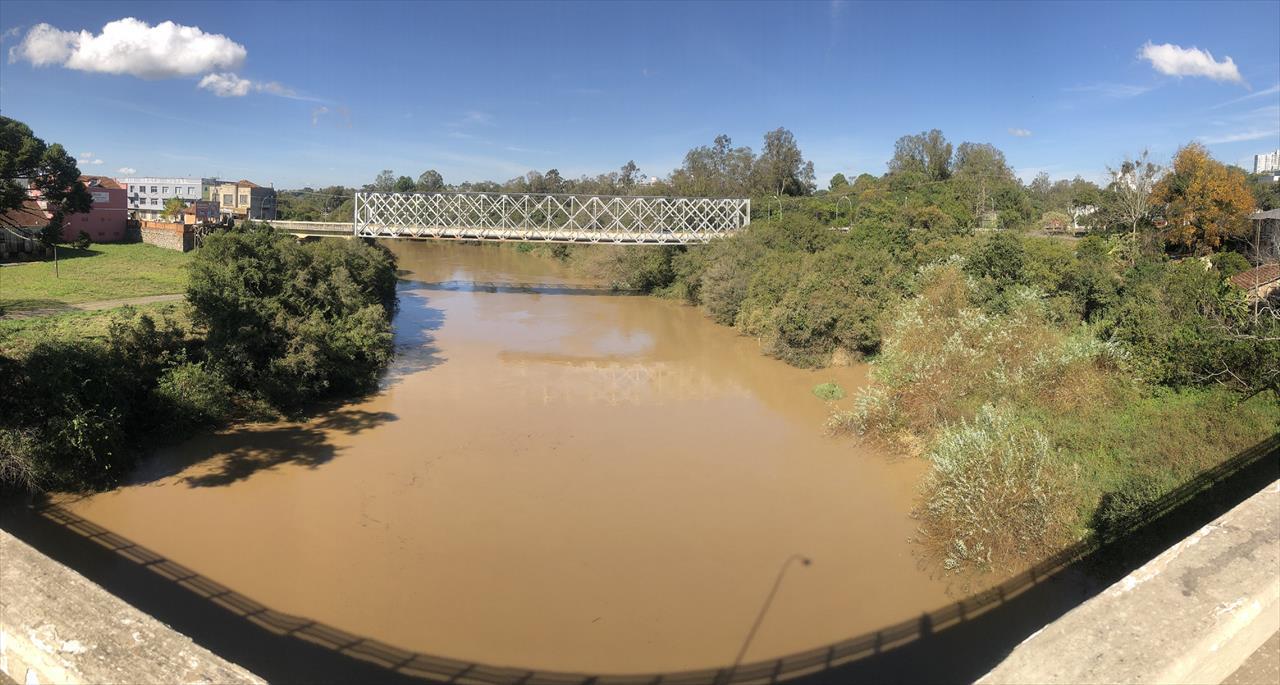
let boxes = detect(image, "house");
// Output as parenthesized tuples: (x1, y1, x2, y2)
(1227, 262, 1280, 302)
(13, 176, 129, 243)
(0, 198, 51, 259)
(60, 176, 129, 242)
(212, 179, 277, 220)
(183, 199, 222, 224)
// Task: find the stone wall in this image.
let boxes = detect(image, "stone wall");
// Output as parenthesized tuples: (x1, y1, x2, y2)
(138, 221, 193, 252)
(0, 528, 263, 685)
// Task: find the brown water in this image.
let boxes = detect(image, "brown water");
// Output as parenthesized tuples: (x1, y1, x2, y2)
(59, 242, 952, 674)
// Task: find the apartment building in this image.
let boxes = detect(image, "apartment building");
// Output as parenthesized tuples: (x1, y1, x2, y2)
(1255, 150, 1280, 175)
(118, 177, 219, 220)
(210, 179, 278, 220)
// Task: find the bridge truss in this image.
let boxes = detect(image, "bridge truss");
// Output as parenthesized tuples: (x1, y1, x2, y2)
(352, 192, 750, 244)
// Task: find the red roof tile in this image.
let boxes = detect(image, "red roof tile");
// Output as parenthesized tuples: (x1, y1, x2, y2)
(0, 199, 52, 229)
(1229, 262, 1280, 289)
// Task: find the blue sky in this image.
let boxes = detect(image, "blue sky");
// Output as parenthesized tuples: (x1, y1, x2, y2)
(1, 1, 1277, 189)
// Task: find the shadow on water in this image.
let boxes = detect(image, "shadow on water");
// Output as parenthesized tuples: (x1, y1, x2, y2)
(2, 434, 1275, 685)
(381, 285, 447, 391)
(121, 409, 399, 490)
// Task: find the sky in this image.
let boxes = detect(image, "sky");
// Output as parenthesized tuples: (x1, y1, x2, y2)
(1, 0, 1278, 190)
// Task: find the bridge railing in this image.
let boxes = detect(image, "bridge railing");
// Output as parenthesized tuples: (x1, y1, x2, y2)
(353, 192, 750, 244)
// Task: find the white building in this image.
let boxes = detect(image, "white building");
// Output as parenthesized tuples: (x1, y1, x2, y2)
(117, 177, 220, 220)
(1254, 150, 1280, 175)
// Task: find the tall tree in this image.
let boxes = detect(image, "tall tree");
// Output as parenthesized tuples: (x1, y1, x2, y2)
(162, 197, 188, 221)
(671, 134, 755, 197)
(753, 127, 815, 196)
(888, 129, 952, 180)
(1106, 150, 1162, 249)
(0, 116, 91, 230)
(829, 173, 849, 190)
(619, 160, 641, 190)
(369, 170, 396, 193)
(394, 175, 415, 193)
(1151, 143, 1255, 254)
(415, 170, 445, 193)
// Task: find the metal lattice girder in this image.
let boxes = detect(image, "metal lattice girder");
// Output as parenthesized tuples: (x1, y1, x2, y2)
(352, 192, 751, 244)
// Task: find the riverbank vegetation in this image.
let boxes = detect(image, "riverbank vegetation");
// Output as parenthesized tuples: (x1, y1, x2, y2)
(0, 223, 398, 493)
(541, 131, 1279, 573)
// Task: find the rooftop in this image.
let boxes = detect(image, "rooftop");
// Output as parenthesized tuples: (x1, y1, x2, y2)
(1228, 262, 1280, 290)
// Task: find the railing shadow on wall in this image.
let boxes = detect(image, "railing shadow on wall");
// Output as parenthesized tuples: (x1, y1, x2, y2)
(3, 433, 1276, 685)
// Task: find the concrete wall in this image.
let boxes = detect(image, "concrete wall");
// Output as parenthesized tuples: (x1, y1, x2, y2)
(0, 529, 263, 685)
(981, 479, 1280, 685)
(138, 221, 193, 252)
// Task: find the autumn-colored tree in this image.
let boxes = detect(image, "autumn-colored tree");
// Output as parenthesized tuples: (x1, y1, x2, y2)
(1151, 143, 1255, 253)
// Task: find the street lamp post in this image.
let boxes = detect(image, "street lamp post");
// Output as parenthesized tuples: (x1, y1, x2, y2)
(724, 554, 813, 683)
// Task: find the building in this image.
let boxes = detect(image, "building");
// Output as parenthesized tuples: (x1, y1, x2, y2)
(118, 176, 220, 221)
(211, 179, 277, 220)
(1227, 262, 1280, 302)
(60, 176, 129, 242)
(1254, 150, 1280, 175)
(13, 176, 129, 243)
(1248, 208, 1280, 262)
(183, 199, 222, 224)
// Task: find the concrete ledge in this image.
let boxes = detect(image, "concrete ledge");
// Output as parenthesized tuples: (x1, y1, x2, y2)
(980, 480, 1280, 685)
(0, 528, 262, 685)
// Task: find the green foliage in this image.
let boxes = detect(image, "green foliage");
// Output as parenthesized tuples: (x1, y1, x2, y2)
(1, 226, 399, 494)
(812, 382, 845, 401)
(73, 231, 91, 250)
(1, 116, 91, 225)
(1210, 250, 1251, 278)
(921, 405, 1072, 572)
(188, 225, 397, 407)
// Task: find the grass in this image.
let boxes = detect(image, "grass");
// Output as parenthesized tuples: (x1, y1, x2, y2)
(0, 243, 190, 311)
(0, 302, 191, 357)
(812, 382, 846, 401)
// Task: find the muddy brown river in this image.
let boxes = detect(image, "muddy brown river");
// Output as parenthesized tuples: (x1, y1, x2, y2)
(56, 242, 953, 674)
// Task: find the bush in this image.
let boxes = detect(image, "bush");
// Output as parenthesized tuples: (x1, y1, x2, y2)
(73, 231, 91, 250)
(920, 405, 1073, 572)
(813, 382, 845, 401)
(155, 362, 235, 430)
(188, 225, 398, 408)
(1209, 250, 1251, 278)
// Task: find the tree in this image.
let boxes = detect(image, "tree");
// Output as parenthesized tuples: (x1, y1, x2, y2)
(829, 173, 849, 191)
(394, 175, 415, 193)
(670, 134, 755, 197)
(753, 127, 816, 196)
(162, 197, 188, 221)
(889, 129, 952, 181)
(369, 170, 396, 193)
(0, 116, 91, 231)
(1150, 144, 1256, 254)
(953, 142, 1022, 224)
(1105, 150, 1162, 250)
(415, 170, 445, 193)
(619, 160, 641, 190)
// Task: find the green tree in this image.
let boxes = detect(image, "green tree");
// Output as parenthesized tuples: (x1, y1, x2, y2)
(415, 169, 445, 193)
(1104, 150, 1162, 249)
(619, 160, 642, 190)
(671, 134, 755, 197)
(394, 175, 415, 193)
(0, 116, 91, 233)
(889, 129, 952, 180)
(162, 197, 188, 221)
(829, 173, 849, 190)
(369, 169, 396, 193)
(753, 127, 815, 196)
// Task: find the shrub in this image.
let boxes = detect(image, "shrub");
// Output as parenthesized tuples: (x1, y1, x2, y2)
(73, 231, 91, 249)
(813, 382, 845, 401)
(920, 405, 1073, 572)
(155, 362, 235, 430)
(1209, 250, 1251, 278)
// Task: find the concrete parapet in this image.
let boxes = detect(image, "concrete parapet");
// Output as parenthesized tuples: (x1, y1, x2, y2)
(0, 529, 262, 685)
(980, 480, 1280, 685)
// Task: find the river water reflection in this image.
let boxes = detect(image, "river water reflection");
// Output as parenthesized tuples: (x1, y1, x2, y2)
(60, 242, 952, 673)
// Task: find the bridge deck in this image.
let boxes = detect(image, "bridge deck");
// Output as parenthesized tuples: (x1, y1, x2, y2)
(352, 191, 750, 244)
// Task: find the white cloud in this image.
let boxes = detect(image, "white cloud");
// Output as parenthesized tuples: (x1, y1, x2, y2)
(1065, 82, 1155, 98)
(0, 26, 22, 43)
(1139, 41, 1244, 84)
(91, 159, 103, 165)
(8, 18, 246, 79)
(1212, 84, 1280, 109)
(311, 105, 329, 125)
(1198, 129, 1280, 144)
(78, 151, 94, 160)
(1008, 128, 1032, 137)
(198, 72, 252, 97)
(117, 167, 136, 175)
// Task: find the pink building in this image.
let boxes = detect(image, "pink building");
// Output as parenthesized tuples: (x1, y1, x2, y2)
(58, 176, 129, 242)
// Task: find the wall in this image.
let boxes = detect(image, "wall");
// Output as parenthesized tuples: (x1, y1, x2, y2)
(138, 221, 193, 252)
(61, 186, 128, 243)
(1, 528, 263, 685)
(980, 480, 1280, 685)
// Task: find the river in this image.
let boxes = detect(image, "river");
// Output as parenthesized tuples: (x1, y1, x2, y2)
(52, 242, 953, 674)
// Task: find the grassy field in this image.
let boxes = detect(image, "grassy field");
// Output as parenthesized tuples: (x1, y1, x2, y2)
(0, 302, 191, 357)
(0, 243, 190, 311)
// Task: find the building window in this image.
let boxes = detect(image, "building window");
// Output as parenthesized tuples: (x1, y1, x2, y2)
(223, 194, 233, 205)
(151, 186, 157, 193)
(188, 187, 195, 195)
(151, 198, 158, 206)
(239, 194, 249, 205)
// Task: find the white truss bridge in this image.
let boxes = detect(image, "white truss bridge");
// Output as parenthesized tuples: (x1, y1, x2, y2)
(352, 192, 751, 244)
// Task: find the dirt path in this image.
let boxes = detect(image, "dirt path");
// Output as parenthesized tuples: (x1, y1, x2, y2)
(0, 293, 184, 319)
